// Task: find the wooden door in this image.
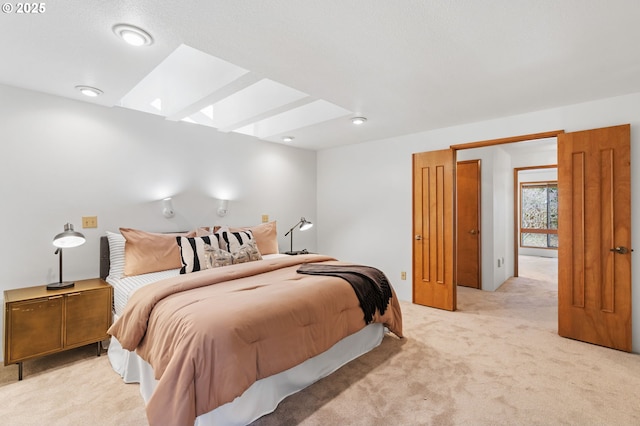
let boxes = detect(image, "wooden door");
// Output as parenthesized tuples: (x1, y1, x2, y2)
(412, 149, 456, 311)
(456, 160, 481, 289)
(557, 124, 632, 351)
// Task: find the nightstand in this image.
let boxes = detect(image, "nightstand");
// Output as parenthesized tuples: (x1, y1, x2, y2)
(3, 278, 113, 380)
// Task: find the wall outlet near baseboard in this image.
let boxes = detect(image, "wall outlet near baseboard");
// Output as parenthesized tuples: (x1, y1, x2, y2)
(401, 271, 407, 280)
(261, 214, 269, 223)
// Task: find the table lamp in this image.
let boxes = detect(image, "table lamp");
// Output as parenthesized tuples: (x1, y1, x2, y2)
(284, 217, 313, 255)
(47, 223, 86, 290)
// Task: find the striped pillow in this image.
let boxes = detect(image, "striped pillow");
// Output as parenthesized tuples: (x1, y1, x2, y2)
(176, 235, 220, 274)
(215, 229, 254, 253)
(106, 231, 126, 278)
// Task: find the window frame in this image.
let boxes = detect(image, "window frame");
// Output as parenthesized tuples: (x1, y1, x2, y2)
(519, 180, 558, 250)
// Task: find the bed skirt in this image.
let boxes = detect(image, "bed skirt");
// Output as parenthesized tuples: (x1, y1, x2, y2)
(108, 322, 384, 425)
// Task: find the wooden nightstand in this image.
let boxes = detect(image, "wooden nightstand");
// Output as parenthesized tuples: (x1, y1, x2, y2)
(3, 278, 113, 380)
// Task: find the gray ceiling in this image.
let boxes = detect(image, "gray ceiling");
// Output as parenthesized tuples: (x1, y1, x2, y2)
(1, 0, 639, 150)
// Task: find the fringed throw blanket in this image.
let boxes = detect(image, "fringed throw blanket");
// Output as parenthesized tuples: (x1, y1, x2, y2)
(297, 263, 393, 324)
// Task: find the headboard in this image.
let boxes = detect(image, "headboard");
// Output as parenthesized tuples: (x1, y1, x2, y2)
(100, 236, 110, 280)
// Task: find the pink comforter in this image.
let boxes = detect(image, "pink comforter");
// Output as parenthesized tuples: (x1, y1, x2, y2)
(108, 254, 403, 425)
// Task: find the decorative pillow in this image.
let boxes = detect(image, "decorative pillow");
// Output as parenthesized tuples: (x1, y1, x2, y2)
(215, 228, 254, 253)
(176, 235, 220, 274)
(194, 227, 213, 237)
(204, 240, 262, 268)
(120, 228, 195, 276)
(232, 239, 263, 264)
(204, 244, 234, 269)
(229, 221, 279, 255)
(106, 231, 126, 278)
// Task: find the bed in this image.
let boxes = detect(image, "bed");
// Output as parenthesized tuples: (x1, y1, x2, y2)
(102, 225, 403, 425)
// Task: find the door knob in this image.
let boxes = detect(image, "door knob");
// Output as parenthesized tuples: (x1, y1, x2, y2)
(415, 235, 422, 240)
(469, 229, 478, 235)
(610, 246, 631, 254)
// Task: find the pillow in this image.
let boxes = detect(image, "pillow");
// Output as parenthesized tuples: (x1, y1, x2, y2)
(106, 231, 126, 278)
(176, 235, 220, 274)
(204, 244, 233, 269)
(232, 239, 263, 264)
(204, 240, 262, 269)
(194, 227, 213, 237)
(215, 228, 254, 253)
(229, 221, 279, 255)
(120, 228, 195, 276)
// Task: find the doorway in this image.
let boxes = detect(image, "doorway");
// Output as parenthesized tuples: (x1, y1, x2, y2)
(412, 125, 632, 351)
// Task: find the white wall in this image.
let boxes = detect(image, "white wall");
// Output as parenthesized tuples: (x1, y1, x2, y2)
(317, 91, 640, 353)
(0, 84, 319, 358)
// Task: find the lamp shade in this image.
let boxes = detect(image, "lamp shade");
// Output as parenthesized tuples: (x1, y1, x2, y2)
(299, 218, 313, 231)
(53, 223, 86, 248)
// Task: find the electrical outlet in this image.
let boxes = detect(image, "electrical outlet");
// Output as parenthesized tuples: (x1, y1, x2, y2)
(261, 214, 269, 223)
(401, 271, 407, 280)
(82, 216, 98, 228)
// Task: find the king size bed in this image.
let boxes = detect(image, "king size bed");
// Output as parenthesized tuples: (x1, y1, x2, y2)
(102, 223, 403, 425)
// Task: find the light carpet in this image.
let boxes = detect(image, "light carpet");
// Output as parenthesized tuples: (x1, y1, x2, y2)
(1, 259, 638, 425)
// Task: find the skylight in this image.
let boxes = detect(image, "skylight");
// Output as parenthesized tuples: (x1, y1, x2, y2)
(118, 44, 353, 143)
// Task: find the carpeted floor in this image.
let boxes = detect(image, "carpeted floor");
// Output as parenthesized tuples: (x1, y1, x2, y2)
(1, 256, 638, 425)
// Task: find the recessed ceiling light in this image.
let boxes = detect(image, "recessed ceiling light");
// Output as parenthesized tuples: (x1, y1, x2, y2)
(282, 136, 295, 142)
(351, 116, 367, 125)
(113, 24, 154, 47)
(75, 85, 103, 97)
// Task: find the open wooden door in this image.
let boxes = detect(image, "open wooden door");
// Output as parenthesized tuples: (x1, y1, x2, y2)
(457, 160, 481, 289)
(412, 149, 456, 311)
(557, 124, 632, 351)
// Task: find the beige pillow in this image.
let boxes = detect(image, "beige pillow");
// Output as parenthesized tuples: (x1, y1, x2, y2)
(120, 228, 195, 276)
(229, 221, 278, 255)
(204, 240, 262, 269)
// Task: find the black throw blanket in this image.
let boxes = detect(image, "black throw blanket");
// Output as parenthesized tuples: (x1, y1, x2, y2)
(296, 263, 393, 324)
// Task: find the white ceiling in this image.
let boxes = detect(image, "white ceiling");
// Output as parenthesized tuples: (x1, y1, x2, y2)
(1, 0, 639, 150)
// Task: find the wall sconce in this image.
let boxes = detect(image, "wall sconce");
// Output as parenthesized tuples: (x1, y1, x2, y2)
(217, 199, 229, 217)
(162, 197, 175, 218)
(284, 217, 313, 255)
(47, 223, 86, 290)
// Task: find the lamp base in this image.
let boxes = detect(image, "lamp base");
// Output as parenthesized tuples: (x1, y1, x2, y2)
(46, 281, 75, 290)
(284, 249, 309, 255)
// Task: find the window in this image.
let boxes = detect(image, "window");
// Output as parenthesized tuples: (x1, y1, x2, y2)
(520, 182, 558, 249)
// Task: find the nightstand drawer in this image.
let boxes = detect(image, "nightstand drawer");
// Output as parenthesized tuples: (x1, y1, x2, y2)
(65, 288, 111, 347)
(7, 296, 63, 362)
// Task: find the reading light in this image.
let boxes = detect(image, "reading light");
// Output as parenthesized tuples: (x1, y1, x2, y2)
(217, 199, 229, 217)
(162, 198, 175, 218)
(351, 116, 367, 125)
(75, 85, 103, 97)
(48, 223, 86, 290)
(113, 24, 154, 47)
(282, 136, 295, 143)
(284, 217, 313, 255)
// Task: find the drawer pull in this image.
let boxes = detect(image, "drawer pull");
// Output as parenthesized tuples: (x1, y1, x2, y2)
(67, 292, 82, 297)
(48, 295, 63, 300)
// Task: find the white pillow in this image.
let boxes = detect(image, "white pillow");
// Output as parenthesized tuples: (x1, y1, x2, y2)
(106, 231, 126, 279)
(177, 235, 220, 274)
(215, 229, 254, 253)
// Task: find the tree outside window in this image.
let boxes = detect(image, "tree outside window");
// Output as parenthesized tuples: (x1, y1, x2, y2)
(520, 182, 558, 248)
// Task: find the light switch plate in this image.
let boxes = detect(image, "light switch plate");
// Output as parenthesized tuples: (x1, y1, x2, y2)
(82, 216, 98, 228)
